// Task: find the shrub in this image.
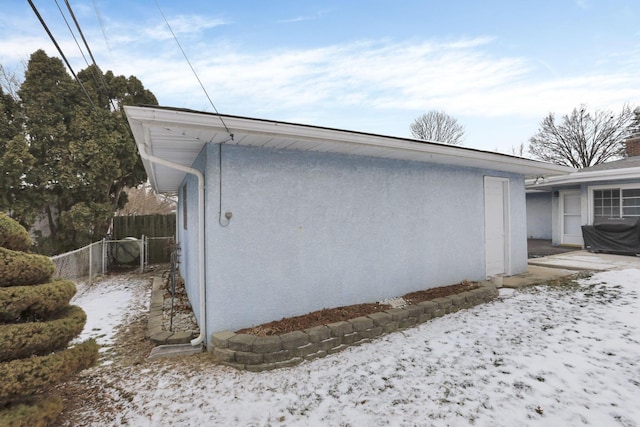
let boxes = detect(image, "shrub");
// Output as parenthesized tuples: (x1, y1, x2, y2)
(0, 214, 31, 252)
(0, 248, 56, 287)
(0, 397, 63, 427)
(0, 280, 76, 322)
(0, 306, 86, 362)
(0, 215, 98, 426)
(0, 339, 98, 402)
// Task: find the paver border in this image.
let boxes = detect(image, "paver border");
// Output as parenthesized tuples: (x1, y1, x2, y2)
(209, 281, 499, 371)
(146, 272, 195, 345)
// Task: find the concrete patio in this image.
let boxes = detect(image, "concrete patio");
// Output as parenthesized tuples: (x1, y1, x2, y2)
(503, 249, 640, 289)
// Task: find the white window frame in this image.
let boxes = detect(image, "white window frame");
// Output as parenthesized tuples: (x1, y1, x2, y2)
(588, 183, 640, 224)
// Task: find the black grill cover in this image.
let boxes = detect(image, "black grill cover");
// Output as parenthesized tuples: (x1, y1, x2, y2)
(582, 218, 640, 255)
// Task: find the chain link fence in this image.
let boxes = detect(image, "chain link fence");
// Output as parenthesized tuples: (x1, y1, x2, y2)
(50, 236, 174, 282)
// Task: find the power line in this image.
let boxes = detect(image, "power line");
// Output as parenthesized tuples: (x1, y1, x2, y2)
(153, 0, 233, 140)
(65, 0, 98, 68)
(92, 0, 111, 56)
(27, 0, 96, 110)
(63, 0, 115, 110)
(54, 0, 93, 71)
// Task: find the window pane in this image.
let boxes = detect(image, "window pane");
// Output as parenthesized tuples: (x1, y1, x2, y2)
(565, 194, 580, 212)
(620, 187, 640, 218)
(623, 206, 640, 216)
(623, 188, 640, 198)
(593, 188, 621, 218)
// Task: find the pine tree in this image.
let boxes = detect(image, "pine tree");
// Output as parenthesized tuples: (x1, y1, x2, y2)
(13, 50, 158, 254)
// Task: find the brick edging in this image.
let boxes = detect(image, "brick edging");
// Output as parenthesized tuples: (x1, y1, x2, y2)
(209, 281, 499, 372)
(146, 272, 194, 345)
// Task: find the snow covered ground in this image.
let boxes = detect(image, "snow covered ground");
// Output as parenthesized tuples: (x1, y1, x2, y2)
(70, 271, 151, 363)
(67, 269, 640, 426)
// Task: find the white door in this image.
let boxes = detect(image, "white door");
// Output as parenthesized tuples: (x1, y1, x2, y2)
(484, 177, 510, 277)
(560, 191, 583, 246)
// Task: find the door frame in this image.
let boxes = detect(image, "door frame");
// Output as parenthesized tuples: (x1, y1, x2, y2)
(559, 190, 583, 246)
(484, 176, 511, 278)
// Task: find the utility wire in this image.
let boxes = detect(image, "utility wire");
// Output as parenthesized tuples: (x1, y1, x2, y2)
(27, 0, 96, 110)
(153, 0, 233, 140)
(63, 0, 116, 111)
(64, 0, 98, 68)
(92, 0, 112, 56)
(54, 1, 93, 73)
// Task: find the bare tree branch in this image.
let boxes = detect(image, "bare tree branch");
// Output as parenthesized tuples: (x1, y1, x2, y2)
(528, 105, 635, 168)
(0, 63, 23, 99)
(116, 183, 176, 216)
(409, 110, 465, 145)
(509, 142, 527, 157)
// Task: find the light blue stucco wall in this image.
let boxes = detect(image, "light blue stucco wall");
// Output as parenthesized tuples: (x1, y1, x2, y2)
(526, 192, 552, 239)
(178, 143, 528, 339)
(509, 177, 528, 275)
(176, 148, 207, 326)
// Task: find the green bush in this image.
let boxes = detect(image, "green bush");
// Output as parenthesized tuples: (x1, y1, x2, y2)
(0, 306, 86, 362)
(0, 396, 63, 427)
(0, 214, 32, 252)
(0, 216, 99, 426)
(0, 280, 76, 322)
(0, 248, 56, 287)
(0, 339, 98, 402)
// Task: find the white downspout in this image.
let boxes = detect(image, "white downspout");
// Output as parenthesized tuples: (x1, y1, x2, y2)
(138, 144, 206, 347)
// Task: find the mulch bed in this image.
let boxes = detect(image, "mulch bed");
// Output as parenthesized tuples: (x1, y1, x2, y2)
(237, 280, 479, 336)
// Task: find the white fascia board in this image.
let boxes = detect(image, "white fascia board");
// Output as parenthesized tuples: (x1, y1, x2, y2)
(526, 166, 640, 191)
(126, 108, 160, 190)
(125, 106, 574, 181)
(226, 116, 573, 176)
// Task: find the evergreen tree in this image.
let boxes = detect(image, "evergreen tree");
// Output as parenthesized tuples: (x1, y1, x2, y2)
(12, 50, 158, 254)
(0, 87, 34, 224)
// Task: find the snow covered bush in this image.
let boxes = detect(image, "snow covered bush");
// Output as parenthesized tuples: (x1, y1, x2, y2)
(0, 213, 98, 426)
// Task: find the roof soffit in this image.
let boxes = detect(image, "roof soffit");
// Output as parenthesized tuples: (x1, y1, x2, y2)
(126, 106, 574, 193)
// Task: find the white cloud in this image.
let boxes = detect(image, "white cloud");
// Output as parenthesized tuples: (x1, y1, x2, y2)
(277, 16, 314, 24)
(182, 38, 636, 119)
(4, 12, 639, 134)
(150, 38, 523, 110)
(100, 33, 640, 125)
(142, 15, 228, 41)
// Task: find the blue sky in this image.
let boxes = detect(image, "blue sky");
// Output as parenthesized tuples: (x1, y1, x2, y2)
(1, 0, 639, 153)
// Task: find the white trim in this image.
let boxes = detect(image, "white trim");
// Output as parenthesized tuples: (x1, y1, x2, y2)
(587, 182, 640, 224)
(527, 166, 640, 191)
(559, 190, 583, 246)
(484, 176, 511, 277)
(125, 106, 573, 194)
(504, 179, 511, 275)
